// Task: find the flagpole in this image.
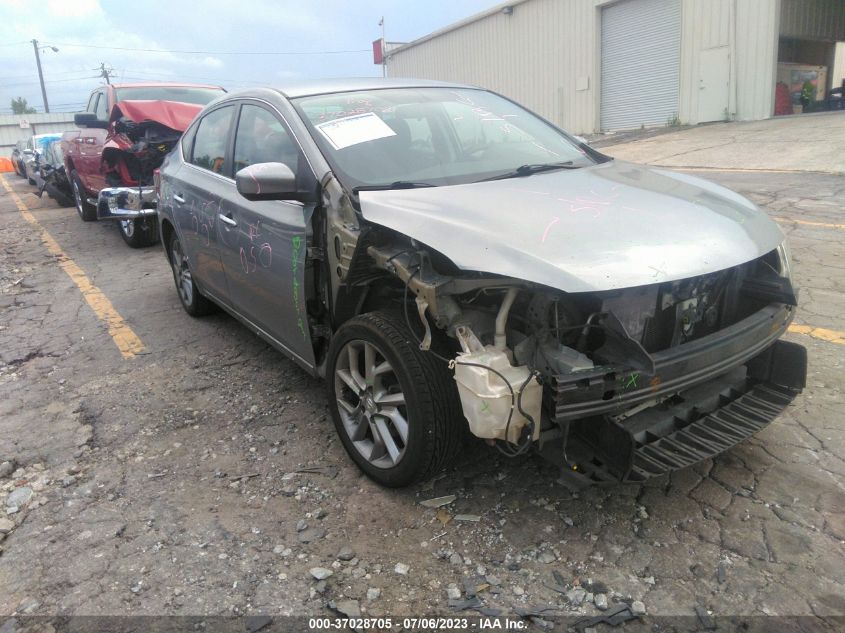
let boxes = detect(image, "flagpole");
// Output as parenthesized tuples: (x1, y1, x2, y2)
(380, 17, 386, 77)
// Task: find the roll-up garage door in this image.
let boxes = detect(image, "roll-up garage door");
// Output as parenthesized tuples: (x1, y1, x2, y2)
(601, 0, 681, 131)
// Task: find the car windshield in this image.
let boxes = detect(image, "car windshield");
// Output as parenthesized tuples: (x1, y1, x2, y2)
(115, 86, 225, 105)
(292, 87, 598, 189)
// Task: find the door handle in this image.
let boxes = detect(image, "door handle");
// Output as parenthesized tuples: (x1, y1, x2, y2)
(173, 194, 185, 204)
(218, 213, 237, 227)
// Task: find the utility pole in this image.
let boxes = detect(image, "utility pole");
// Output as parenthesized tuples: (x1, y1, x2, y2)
(31, 39, 49, 113)
(95, 62, 114, 85)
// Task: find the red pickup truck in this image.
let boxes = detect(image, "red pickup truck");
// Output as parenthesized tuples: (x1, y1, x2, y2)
(63, 83, 225, 247)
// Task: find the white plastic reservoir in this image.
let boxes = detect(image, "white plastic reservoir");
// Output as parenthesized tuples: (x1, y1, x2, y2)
(453, 327, 542, 444)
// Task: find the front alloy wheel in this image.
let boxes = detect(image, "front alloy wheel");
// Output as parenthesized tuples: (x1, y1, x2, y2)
(334, 339, 410, 469)
(327, 312, 463, 487)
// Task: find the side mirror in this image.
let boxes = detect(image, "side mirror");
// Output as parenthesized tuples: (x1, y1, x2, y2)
(573, 135, 590, 146)
(235, 163, 301, 201)
(74, 112, 108, 129)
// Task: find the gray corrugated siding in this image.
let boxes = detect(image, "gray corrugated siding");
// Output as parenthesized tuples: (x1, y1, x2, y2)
(601, 0, 682, 131)
(0, 114, 76, 150)
(780, 0, 845, 41)
(386, 0, 781, 132)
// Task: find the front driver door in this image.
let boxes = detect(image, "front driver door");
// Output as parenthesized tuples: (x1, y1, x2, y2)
(217, 102, 316, 368)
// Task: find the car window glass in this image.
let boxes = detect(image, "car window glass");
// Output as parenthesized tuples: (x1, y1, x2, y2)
(86, 92, 97, 113)
(95, 92, 108, 120)
(294, 88, 592, 189)
(233, 104, 299, 174)
(191, 105, 235, 175)
(181, 122, 198, 162)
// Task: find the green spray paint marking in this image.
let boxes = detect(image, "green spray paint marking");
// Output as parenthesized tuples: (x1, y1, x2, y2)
(623, 372, 640, 390)
(291, 235, 306, 339)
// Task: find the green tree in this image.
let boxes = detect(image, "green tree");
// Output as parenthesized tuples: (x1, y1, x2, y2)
(10, 97, 36, 114)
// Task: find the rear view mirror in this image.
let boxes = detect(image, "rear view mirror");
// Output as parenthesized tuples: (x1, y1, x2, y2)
(235, 163, 301, 201)
(74, 112, 108, 129)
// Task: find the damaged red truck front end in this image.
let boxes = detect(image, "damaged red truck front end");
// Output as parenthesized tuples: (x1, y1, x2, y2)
(64, 83, 225, 247)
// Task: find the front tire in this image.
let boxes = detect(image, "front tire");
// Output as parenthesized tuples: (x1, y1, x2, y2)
(71, 171, 97, 222)
(118, 218, 157, 248)
(169, 231, 215, 317)
(327, 312, 463, 487)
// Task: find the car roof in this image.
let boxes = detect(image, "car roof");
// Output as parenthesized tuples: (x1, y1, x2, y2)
(110, 82, 225, 90)
(272, 77, 476, 99)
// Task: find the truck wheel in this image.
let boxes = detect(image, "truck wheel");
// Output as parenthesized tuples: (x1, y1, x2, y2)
(169, 232, 215, 317)
(71, 171, 97, 222)
(118, 218, 157, 248)
(327, 311, 463, 487)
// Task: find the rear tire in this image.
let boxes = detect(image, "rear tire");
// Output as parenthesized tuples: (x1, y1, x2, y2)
(119, 218, 157, 248)
(168, 231, 215, 317)
(327, 311, 463, 487)
(71, 171, 97, 222)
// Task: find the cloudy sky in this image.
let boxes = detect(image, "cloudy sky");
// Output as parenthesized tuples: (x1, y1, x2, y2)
(0, 0, 497, 114)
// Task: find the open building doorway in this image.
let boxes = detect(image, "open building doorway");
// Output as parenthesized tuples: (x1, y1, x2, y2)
(776, 1, 845, 115)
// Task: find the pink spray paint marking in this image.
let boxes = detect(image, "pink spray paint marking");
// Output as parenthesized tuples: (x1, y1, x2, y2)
(541, 216, 560, 243)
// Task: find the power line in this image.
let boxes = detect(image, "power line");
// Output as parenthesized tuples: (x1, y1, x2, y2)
(0, 76, 100, 88)
(42, 41, 371, 56)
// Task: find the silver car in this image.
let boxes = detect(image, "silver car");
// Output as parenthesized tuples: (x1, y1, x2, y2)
(157, 79, 806, 487)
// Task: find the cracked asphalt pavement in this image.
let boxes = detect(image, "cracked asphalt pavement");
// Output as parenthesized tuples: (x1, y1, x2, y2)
(0, 167, 843, 625)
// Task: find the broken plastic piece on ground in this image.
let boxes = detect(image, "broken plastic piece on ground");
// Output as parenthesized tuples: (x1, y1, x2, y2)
(448, 597, 482, 611)
(571, 603, 638, 631)
(695, 606, 717, 630)
(419, 495, 456, 508)
(514, 605, 566, 618)
(295, 465, 339, 479)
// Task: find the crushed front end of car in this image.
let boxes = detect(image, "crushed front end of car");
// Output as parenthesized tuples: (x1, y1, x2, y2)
(349, 162, 807, 483)
(96, 100, 200, 222)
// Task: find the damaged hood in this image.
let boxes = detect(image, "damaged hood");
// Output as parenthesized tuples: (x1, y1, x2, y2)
(358, 161, 785, 293)
(111, 100, 202, 132)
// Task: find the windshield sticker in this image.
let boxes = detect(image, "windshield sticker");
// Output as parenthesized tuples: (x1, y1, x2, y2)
(316, 112, 396, 150)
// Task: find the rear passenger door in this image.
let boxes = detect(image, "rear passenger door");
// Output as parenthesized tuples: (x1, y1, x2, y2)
(217, 101, 316, 367)
(171, 104, 237, 303)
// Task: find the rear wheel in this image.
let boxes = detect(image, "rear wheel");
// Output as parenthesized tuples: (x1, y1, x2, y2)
(71, 171, 97, 222)
(327, 311, 463, 487)
(119, 218, 157, 248)
(169, 231, 215, 316)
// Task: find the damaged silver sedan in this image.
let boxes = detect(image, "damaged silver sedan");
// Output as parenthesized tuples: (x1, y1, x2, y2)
(157, 79, 806, 487)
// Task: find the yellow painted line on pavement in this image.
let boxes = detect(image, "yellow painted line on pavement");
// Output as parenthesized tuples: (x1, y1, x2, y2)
(788, 324, 845, 346)
(1, 174, 145, 358)
(775, 217, 845, 231)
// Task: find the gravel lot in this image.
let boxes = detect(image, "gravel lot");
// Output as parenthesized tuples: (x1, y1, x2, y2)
(0, 168, 843, 629)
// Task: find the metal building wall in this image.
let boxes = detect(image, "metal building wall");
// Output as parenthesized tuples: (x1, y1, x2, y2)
(734, 0, 781, 121)
(781, 0, 845, 41)
(0, 113, 76, 151)
(678, 0, 731, 125)
(387, 0, 782, 132)
(386, 0, 612, 135)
